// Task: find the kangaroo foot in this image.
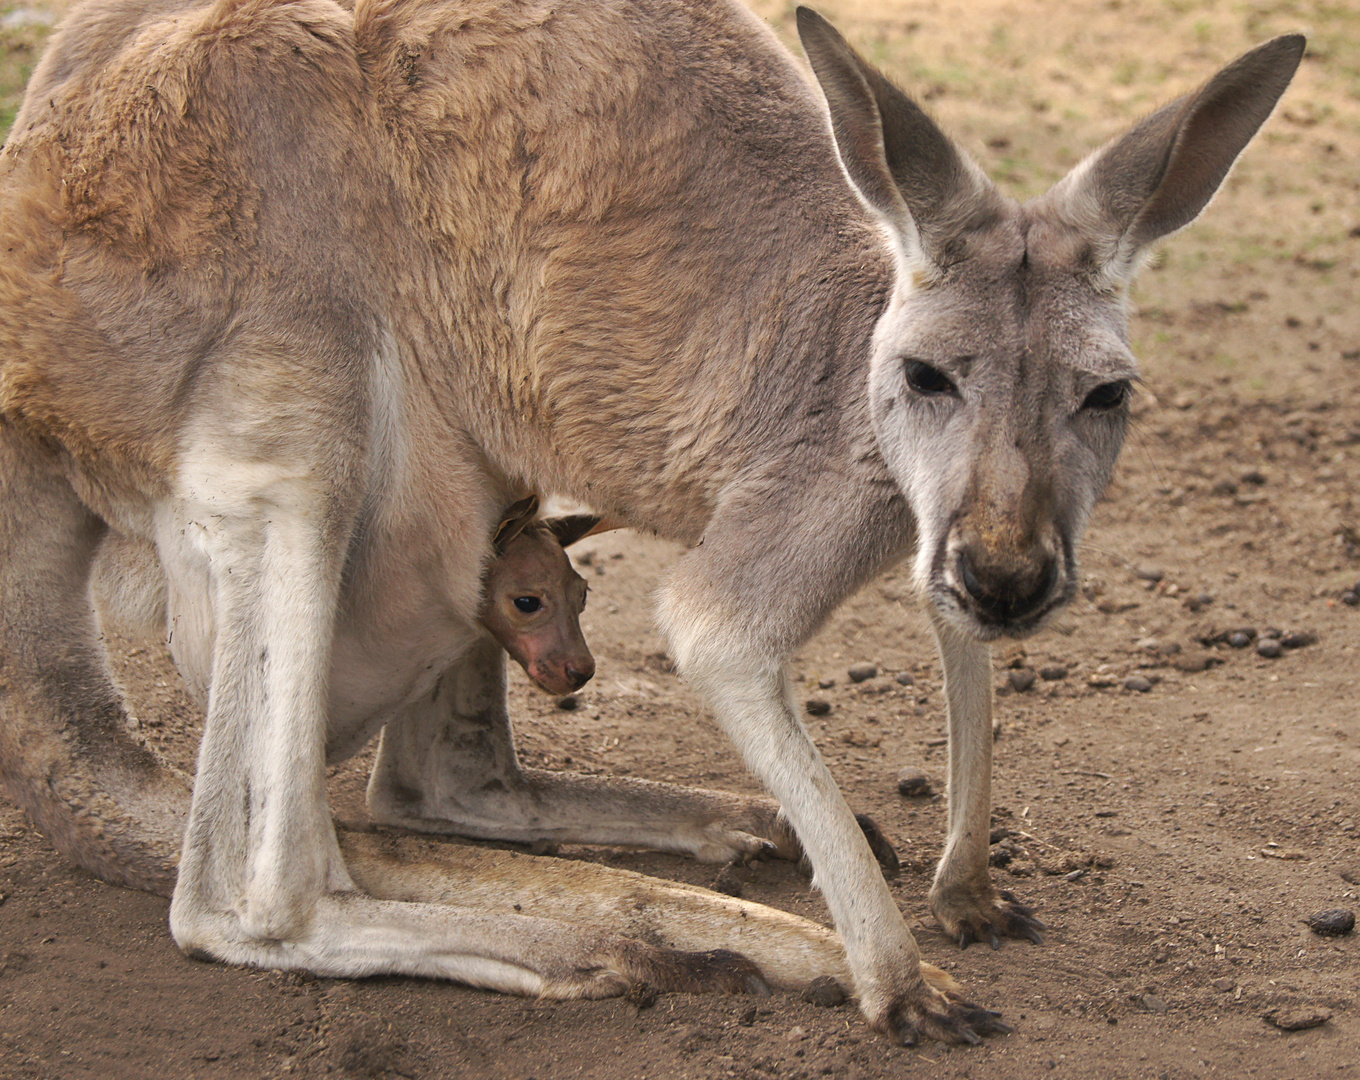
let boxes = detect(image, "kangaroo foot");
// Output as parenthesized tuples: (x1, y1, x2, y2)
(867, 980, 1012, 1047)
(930, 883, 1046, 950)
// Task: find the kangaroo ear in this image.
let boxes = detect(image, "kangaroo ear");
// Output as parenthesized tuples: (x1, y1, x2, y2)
(493, 495, 540, 554)
(546, 514, 604, 549)
(796, 6, 1004, 269)
(1043, 34, 1305, 282)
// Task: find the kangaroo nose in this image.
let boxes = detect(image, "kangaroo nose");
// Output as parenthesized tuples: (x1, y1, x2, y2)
(958, 547, 1058, 625)
(566, 662, 594, 690)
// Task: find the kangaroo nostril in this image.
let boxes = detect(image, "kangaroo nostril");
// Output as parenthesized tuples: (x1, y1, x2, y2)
(567, 664, 593, 690)
(957, 549, 1058, 624)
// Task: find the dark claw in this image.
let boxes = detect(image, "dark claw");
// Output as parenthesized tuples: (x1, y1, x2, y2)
(957, 927, 975, 950)
(883, 993, 1012, 1048)
(758, 840, 779, 860)
(987, 927, 1002, 951)
(855, 813, 901, 875)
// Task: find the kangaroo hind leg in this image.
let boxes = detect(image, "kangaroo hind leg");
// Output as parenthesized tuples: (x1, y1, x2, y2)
(0, 432, 188, 896)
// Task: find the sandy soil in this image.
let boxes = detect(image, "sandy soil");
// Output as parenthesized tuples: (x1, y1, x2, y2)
(1, 1, 1357, 1077)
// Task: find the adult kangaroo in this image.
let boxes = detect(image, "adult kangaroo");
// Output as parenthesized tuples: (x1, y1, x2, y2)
(0, 0, 1302, 1046)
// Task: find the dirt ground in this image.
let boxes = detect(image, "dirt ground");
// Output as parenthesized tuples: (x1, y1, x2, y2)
(1, 0, 1358, 1077)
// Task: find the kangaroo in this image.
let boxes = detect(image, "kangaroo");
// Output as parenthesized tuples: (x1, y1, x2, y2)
(0, 0, 1301, 1047)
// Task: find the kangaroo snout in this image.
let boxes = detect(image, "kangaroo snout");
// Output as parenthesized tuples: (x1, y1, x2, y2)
(955, 543, 1059, 627)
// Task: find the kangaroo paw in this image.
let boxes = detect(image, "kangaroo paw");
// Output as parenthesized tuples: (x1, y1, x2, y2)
(867, 981, 1011, 1047)
(931, 884, 1046, 950)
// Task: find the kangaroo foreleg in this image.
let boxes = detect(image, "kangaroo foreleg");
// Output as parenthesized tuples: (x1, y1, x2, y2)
(657, 481, 1010, 1046)
(926, 614, 1044, 948)
(367, 637, 802, 862)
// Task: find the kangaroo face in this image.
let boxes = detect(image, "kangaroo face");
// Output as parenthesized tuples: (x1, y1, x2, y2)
(480, 526, 595, 696)
(868, 213, 1134, 640)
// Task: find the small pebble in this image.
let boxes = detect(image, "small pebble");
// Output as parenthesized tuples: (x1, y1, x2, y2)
(1140, 994, 1169, 1015)
(1227, 631, 1253, 649)
(1173, 651, 1216, 673)
(894, 671, 915, 686)
(1342, 591, 1359, 607)
(1184, 592, 1213, 613)
(805, 699, 831, 717)
(847, 662, 878, 683)
(786, 1025, 808, 1043)
(818, 677, 836, 689)
(1281, 630, 1317, 649)
(556, 695, 580, 710)
(738, 1004, 757, 1026)
(1124, 675, 1153, 693)
(896, 768, 934, 798)
(800, 976, 847, 1008)
(1040, 665, 1068, 681)
(1211, 978, 1235, 992)
(1264, 1007, 1332, 1032)
(1134, 566, 1165, 583)
(1008, 667, 1037, 692)
(1303, 908, 1355, 936)
(1240, 469, 1268, 486)
(711, 863, 746, 898)
(1256, 639, 1283, 659)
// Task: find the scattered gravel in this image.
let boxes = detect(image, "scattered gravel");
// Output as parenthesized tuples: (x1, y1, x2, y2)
(805, 699, 831, 716)
(1281, 630, 1317, 649)
(1303, 909, 1355, 936)
(894, 671, 915, 686)
(1227, 630, 1255, 648)
(1040, 665, 1068, 681)
(1140, 994, 1169, 1014)
(1124, 676, 1153, 693)
(1256, 639, 1283, 659)
(896, 768, 934, 798)
(847, 662, 878, 683)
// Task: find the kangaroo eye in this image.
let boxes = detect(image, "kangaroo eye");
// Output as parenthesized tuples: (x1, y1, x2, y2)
(513, 596, 542, 613)
(1082, 380, 1131, 412)
(905, 360, 957, 397)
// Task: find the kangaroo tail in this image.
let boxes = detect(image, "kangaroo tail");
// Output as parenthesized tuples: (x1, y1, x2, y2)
(0, 428, 188, 897)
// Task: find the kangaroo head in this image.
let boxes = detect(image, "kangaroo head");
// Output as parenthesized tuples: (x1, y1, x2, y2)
(481, 497, 600, 695)
(798, 8, 1303, 640)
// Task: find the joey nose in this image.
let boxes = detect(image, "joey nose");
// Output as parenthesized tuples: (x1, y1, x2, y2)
(957, 547, 1058, 626)
(566, 661, 594, 690)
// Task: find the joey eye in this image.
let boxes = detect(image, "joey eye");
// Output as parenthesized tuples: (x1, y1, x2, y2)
(1082, 380, 1131, 412)
(904, 360, 957, 397)
(513, 596, 542, 613)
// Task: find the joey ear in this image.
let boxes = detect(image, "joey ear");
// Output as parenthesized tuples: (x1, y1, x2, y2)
(546, 514, 602, 549)
(796, 6, 1003, 268)
(1044, 34, 1305, 280)
(493, 495, 540, 554)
